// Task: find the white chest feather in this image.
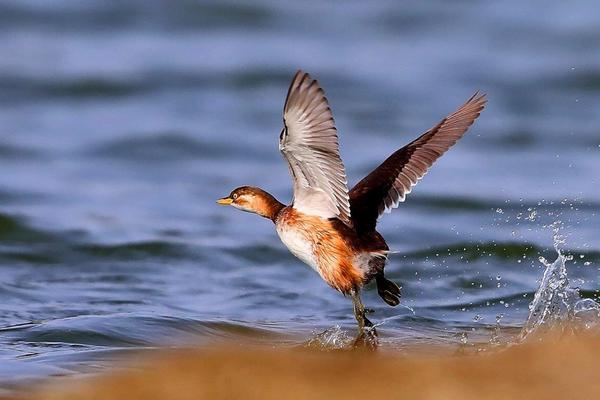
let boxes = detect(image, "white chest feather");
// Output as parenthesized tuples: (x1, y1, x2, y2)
(276, 225, 318, 271)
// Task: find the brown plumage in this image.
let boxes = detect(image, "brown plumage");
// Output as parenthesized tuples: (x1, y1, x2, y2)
(350, 91, 487, 233)
(277, 207, 362, 293)
(218, 70, 487, 336)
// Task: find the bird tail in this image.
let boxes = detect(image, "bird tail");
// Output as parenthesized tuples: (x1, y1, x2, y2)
(376, 274, 401, 306)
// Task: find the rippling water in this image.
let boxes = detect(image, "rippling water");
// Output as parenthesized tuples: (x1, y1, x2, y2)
(0, 0, 599, 391)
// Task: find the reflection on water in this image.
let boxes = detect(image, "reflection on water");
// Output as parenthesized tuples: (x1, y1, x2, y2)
(0, 0, 599, 391)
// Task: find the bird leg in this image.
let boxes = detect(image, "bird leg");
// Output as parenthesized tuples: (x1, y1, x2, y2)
(351, 289, 371, 329)
(350, 289, 378, 349)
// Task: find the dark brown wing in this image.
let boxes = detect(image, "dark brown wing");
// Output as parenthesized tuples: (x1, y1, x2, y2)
(349, 92, 487, 233)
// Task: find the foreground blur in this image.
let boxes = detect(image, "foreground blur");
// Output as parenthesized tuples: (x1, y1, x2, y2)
(26, 331, 600, 400)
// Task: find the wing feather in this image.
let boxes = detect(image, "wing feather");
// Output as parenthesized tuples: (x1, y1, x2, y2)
(280, 70, 352, 225)
(349, 92, 487, 233)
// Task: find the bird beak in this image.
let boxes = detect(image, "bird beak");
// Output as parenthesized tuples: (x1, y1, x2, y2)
(216, 197, 233, 205)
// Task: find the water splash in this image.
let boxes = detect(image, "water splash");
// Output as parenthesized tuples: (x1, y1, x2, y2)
(521, 222, 600, 339)
(305, 325, 353, 350)
(396, 302, 416, 315)
(489, 314, 504, 346)
(573, 299, 600, 329)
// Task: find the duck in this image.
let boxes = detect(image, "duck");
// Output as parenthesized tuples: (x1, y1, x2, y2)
(218, 70, 486, 337)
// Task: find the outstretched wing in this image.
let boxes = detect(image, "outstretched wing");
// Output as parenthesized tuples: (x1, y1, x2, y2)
(280, 70, 352, 226)
(349, 92, 487, 233)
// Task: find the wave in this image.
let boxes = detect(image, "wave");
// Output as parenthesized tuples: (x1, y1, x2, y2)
(402, 241, 539, 261)
(85, 133, 263, 162)
(0, 240, 197, 265)
(1, 211, 598, 270)
(408, 195, 600, 213)
(0, 68, 294, 102)
(401, 241, 600, 264)
(0, 315, 291, 350)
(227, 243, 293, 264)
(73, 241, 192, 261)
(0, 213, 199, 264)
(0, 189, 43, 205)
(0, 74, 145, 100)
(0, 144, 42, 160)
(0, 213, 56, 244)
(0, 1, 273, 32)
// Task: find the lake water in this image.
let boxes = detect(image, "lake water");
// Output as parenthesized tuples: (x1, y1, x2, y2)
(0, 0, 599, 392)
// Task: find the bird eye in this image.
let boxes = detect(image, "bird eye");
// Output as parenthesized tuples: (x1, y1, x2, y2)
(232, 193, 238, 199)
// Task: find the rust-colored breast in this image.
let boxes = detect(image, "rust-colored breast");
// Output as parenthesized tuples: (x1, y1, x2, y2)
(276, 207, 363, 293)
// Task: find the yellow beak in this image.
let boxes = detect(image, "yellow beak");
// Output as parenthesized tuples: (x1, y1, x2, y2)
(216, 197, 233, 205)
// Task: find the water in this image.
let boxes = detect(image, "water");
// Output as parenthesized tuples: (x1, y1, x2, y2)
(521, 222, 600, 339)
(0, 0, 599, 391)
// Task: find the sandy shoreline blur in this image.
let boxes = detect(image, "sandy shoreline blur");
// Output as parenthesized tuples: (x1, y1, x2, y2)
(9, 331, 598, 400)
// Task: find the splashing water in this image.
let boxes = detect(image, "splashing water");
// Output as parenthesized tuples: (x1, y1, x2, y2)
(573, 299, 600, 329)
(521, 222, 600, 339)
(305, 325, 353, 349)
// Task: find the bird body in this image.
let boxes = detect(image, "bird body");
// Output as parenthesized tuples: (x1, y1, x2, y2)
(218, 70, 486, 337)
(276, 206, 387, 294)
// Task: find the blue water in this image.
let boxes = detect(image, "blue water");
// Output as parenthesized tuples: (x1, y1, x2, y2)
(0, 0, 599, 391)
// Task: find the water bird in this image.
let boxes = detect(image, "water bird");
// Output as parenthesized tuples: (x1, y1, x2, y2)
(218, 70, 486, 337)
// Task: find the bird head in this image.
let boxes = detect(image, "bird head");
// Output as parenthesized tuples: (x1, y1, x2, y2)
(217, 186, 281, 219)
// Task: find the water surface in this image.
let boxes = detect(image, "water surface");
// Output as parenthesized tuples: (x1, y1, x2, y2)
(0, 0, 599, 391)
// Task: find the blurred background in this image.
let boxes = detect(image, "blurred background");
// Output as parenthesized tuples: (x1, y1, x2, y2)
(0, 0, 598, 391)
